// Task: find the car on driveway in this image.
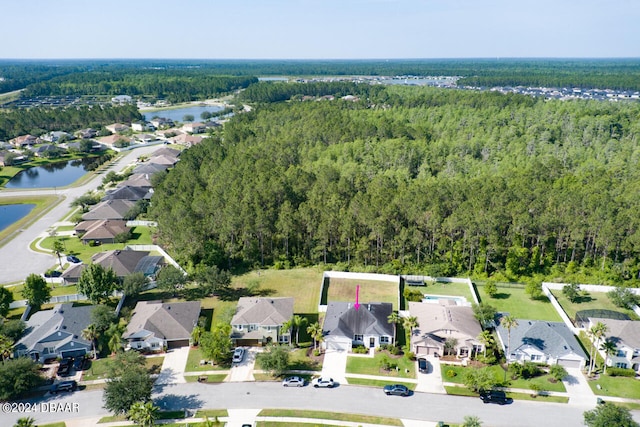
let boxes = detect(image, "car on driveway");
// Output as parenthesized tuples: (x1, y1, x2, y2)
(282, 376, 305, 387)
(232, 347, 245, 363)
(418, 357, 428, 373)
(480, 390, 513, 405)
(44, 270, 62, 278)
(73, 355, 87, 371)
(312, 377, 334, 388)
(50, 380, 77, 394)
(56, 357, 73, 377)
(66, 255, 81, 263)
(383, 384, 411, 396)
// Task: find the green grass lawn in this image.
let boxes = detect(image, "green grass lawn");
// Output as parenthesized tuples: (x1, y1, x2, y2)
(288, 347, 322, 371)
(409, 281, 475, 301)
(477, 284, 561, 321)
(440, 363, 566, 392)
(0, 195, 59, 247)
(346, 377, 417, 389)
(184, 346, 230, 372)
(589, 374, 640, 399)
(444, 385, 569, 403)
(184, 373, 228, 383)
(327, 278, 399, 310)
(82, 355, 164, 382)
(10, 283, 78, 300)
(346, 352, 416, 379)
(38, 226, 153, 263)
(258, 409, 403, 426)
(551, 289, 639, 321)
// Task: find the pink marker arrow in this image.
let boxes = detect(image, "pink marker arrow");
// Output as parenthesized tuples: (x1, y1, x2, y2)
(354, 285, 360, 311)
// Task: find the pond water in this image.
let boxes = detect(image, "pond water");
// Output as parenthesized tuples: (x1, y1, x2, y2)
(5, 158, 94, 189)
(0, 204, 36, 231)
(143, 104, 224, 123)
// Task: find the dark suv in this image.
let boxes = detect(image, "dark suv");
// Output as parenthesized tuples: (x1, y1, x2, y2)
(50, 380, 77, 394)
(56, 357, 73, 377)
(480, 390, 513, 405)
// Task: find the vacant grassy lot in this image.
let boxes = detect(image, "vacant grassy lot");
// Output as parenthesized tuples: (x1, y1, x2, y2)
(184, 346, 231, 372)
(82, 355, 164, 382)
(589, 374, 640, 399)
(346, 352, 416, 379)
(441, 363, 566, 392)
(326, 278, 399, 309)
(551, 289, 639, 321)
(38, 225, 153, 263)
(232, 268, 324, 313)
(258, 409, 403, 426)
(476, 284, 561, 321)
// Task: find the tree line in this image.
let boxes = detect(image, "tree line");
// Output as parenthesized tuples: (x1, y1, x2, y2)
(149, 84, 640, 286)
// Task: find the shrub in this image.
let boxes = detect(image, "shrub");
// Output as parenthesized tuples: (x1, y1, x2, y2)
(607, 367, 636, 377)
(352, 345, 368, 354)
(403, 287, 423, 302)
(446, 369, 457, 378)
(549, 364, 568, 381)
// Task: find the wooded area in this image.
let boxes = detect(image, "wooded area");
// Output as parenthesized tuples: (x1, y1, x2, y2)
(149, 85, 640, 286)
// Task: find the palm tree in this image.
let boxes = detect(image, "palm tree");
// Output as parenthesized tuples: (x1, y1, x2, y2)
(81, 324, 99, 359)
(500, 315, 518, 370)
(600, 338, 617, 375)
(191, 325, 204, 346)
(291, 315, 307, 347)
(477, 330, 495, 358)
(306, 321, 323, 351)
(106, 323, 125, 355)
(13, 417, 36, 427)
(128, 401, 158, 427)
(0, 334, 13, 363)
(403, 315, 419, 337)
(387, 312, 400, 344)
(52, 240, 65, 269)
(588, 322, 608, 376)
(462, 415, 483, 427)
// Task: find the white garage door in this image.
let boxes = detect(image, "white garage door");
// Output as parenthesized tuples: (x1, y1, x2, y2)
(325, 338, 351, 351)
(558, 359, 582, 369)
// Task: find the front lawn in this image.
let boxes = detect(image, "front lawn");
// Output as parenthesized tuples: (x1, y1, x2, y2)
(326, 278, 399, 310)
(82, 355, 164, 382)
(258, 409, 403, 426)
(346, 352, 416, 379)
(346, 377, 417, 389)
(589, 374, 640, 399)
(288, 347, 322, 371)
(184, 346, 230, 372)
(440, 363, 566, 392)
(477, 284, 561, 321)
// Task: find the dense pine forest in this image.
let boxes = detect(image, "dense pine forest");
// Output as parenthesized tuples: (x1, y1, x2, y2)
(150, 84, 640, 286)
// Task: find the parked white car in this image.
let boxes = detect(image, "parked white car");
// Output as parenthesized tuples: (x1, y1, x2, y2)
(232, 347, 245, 363)
(311, 377, 335, 388)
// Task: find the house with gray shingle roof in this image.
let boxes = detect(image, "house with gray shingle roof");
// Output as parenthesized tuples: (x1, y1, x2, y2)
(409, 300, 483, 358)
(231, 297, 294, 346)
(588, 318, 640, 373)
(81, 199, 136, 220)
(75, 219, 130, 244)
(496, 319, 587, 369)
(14, 303, 93, 361)
(102, 185, 153, 202)
(322, 301, 394, 351)
(124, 301, 201, 350)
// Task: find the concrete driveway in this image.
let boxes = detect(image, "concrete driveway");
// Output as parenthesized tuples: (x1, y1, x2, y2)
(321, 349, 348, 384)
(155, 347, 189, 385)
(415, 355, 446, 394)
(562, 367, 597, 406)
(228, 347, 258, 382)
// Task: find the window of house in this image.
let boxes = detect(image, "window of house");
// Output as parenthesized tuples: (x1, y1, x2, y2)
(380, 336, 390, 344)
(616, 362, 628, 369)
(459, 347, 469, 357)
(617, 349, 628, 358)
(151, 342, 159, 348)
(237, 325, 243, 331)
(530, 354, 541, 361)
(354, 335, 363, 342)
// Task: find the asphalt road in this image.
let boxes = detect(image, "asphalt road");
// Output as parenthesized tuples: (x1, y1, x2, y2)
(0, 382, 601, 426)
(0, 145, 163, 284)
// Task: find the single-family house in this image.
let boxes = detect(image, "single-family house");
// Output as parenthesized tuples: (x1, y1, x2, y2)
(102, 185, 152, 202)
(496, 319, 587, 369)
(13, 303, 93, 362)
(134, 133, 157, 143)
(150, 117, 175, 128)
(133, 162, 169, 175)
(123, 301, 201, 350)
(77, 128, 97, 139)
(322, 302, 394, 351)
(409, 300, 483, 358)
(119, 173, 153, 190)
(170, 133, 203, 147)
(151, 146, 181, 159)
(111, 95, 133, 104)
(182, 122, 206, 134)
(33, 144, 64, 157)
(230, 297, 294, 346)
(588, 318, 640, 372)
(10, 134, 38, 148)
(81, 199, 136, 220)
(99, 134, 132, 148)
(148, 154, 178, 166)
(40, 131, 74, 143)
(75, 219, 130, 245)
(131, 122, 153, 132)
(105, 123, 130, 134)
(91, 249, 164, 279)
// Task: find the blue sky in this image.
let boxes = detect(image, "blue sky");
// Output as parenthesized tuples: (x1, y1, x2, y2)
(2, 0, 638, 59)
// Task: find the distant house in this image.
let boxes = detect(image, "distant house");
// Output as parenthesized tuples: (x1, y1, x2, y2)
(230, 297, 294, 346)
(13, 303, 93, 361)
(75, 219, 130, 244)
(105, 123, 130, 134)
(77, 128, 97, 139)
(495, 319, 587, 369)
(322, 302, 394, 351)
(148, 154, 178, 166)
(409, 301, 483, 358)
(149, 117, 174, 128)
(99, 134, 132, 148)
(151, 146, 181, 159)
(33, 144, 63, 157)
(588, 318, 640, 372)
(111, 95, 133, 104)
(134, 133, 157, 143)
(40, 131, 73, 143)
(170, 133, 203, 147)
(182, 122, 206, 134)
(91, 249, 164, 279)
(119, 173, 154, 190)
(133, 162, 169, 175)
(81, 199, 136, 220)
(102, 185, 152, 202)
(10, 134, 38, 148)
(124, 301, 201, 350)
(131, 122, 152, 132)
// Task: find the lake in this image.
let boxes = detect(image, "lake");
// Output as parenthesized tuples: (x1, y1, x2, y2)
(5, 158, 94, 189)
(0, 204, 36, 231)
(143, 105, 224, 123)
